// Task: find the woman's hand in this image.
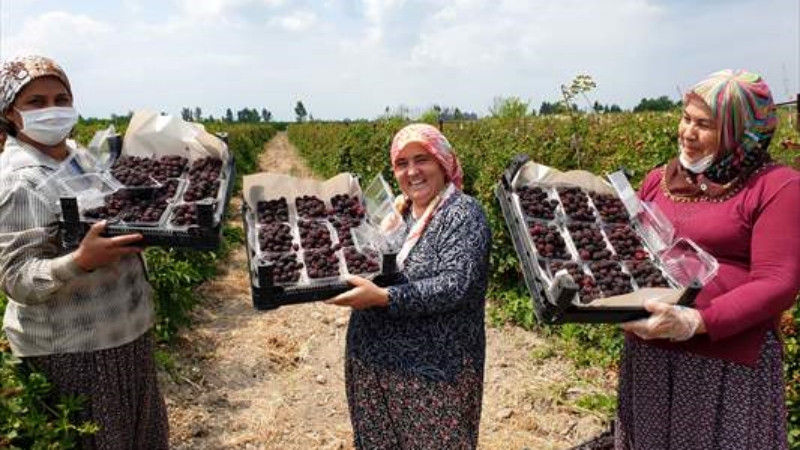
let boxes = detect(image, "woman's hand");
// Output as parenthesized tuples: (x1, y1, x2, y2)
(72, 221, 144, 271)
(622, 299, 704, 341)
(326, 275, 389, 310)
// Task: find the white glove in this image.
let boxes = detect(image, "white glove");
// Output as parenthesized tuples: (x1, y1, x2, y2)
(622, 299, 703, 341)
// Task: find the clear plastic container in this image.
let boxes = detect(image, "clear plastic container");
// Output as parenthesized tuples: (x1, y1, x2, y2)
(556, 185, 598, 223)
(256, 222, 299, 256)
(514, 183, 562, 222)
(634, 201, 675, 255)
(342, 245, 382, 277)
(547, 260, 602, 305)
(564, 221, 615, 261)
(57, 172, 123, 210)
(363, 174, 395, 226)
(302, 247, 345, 284)
(526, 219, 574, 261)
(658, 238, 719, 288)
(587, 260, 636, 297)
(603, 222, 649, 261)
(589, 192, 630, 224)
(297, 219, 336, 250)
(257, 251, 305, 287)
(622, 259, 672, 288)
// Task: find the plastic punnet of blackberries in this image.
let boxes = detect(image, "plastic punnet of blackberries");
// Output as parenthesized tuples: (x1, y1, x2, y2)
(556, 186, 597, 222)
(516, 184, 561, 221)
(262, 252, 304, 284)
(528, 221, 572, 260)
(548, 260, 602, 304)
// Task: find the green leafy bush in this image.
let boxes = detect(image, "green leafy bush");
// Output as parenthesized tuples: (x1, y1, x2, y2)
(0, 292, 99, 448)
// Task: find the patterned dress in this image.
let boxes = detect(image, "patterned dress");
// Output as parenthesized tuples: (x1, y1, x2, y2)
(615, 331, 787, 450)
(345, 192, 491, 450)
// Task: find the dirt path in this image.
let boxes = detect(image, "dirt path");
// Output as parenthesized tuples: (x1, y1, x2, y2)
(163, 132, 612, 449)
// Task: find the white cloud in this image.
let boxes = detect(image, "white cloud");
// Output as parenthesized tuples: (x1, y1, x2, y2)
(176, 0, 251, 19)
(270, 10, 317, 32)
(4, 11, 113, 59)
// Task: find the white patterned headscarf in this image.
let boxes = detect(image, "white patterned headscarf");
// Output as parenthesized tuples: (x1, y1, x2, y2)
(0, 55, 72, 112)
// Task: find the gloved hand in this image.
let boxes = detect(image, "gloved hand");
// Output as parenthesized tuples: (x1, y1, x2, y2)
(621, 299, 703, 341)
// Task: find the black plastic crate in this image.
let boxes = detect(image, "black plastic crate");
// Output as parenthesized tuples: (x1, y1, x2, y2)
(242, 202, 402, 311)
(60, 157, 236, 250)
(495, 154, 700, 324)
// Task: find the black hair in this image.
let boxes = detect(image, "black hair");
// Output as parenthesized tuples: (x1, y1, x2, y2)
(0, 112, 17, 138)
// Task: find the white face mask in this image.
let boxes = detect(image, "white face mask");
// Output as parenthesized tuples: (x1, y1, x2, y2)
(679, 149, 716, 174)
(17, 106, 78, 146)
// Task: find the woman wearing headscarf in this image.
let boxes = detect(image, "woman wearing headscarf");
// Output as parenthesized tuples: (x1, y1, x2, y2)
(617, 70, 800, 449)
(0, 55, 168, 448)
(327, 123, 492, 449)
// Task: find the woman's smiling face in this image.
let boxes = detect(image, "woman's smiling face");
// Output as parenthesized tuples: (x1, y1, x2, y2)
(393, 142, 447, 211)
(678, 95, 719, 162)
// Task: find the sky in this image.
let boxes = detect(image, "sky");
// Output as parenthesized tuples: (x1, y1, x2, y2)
(0, 0, 798, 121)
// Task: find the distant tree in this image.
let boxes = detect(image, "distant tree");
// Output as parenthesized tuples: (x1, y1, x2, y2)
(608, 104, 622, 113)
(193, 107, 202, 121)
(225, 108, 234, 122)
(539, 101, 568, 115)
(295, 101, 308, 122)
(633, 95, 678, 112)
(236, 108, 261, 123)
(261, 108, 272, 122)
(489, 96, 531, 118)
(181, 107, 193, 121)
(593, 101, 604, 113)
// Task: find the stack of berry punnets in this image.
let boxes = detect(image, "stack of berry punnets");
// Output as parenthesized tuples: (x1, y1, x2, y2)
(511, 171, 680, 309)
(243, 172, 382, 293)
(78, 153, 229, 230)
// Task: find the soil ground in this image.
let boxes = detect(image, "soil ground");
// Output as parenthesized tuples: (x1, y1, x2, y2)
(162, 132, 614, 449)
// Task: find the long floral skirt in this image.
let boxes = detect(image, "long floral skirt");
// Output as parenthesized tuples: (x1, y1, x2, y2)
(346, 357, 483, 450)
(615, 332, 788, 449)
(25, 332, 169, 449)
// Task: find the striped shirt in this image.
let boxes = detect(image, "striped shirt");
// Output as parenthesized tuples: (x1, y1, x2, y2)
(0, 137, 154, 357)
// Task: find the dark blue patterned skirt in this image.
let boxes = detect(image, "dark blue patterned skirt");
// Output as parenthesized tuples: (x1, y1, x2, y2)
(346, 356, 483, 450)
(25, 332, 169, 449)
(615, 332, 788, 449)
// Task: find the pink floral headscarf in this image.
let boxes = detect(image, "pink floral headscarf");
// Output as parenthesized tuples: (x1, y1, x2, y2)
(0, 55, 72, 112)
(390, 123, 463, 190)
(387, 124, 464, 268)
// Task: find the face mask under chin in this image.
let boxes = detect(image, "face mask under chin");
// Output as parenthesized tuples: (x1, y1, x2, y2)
(678, 148, 716, 174)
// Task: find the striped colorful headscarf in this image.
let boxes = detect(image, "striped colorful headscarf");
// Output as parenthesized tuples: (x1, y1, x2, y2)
(390, 123, 463, 190)
(687, 69, 777, 184)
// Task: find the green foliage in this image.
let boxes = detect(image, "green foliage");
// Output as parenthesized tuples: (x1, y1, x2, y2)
(575, 391, 617, 417)
(633, 95, 680, 113)
(784, 302, 800, 448)
(489, 96, 533, 118)
(0, 292, 99, 448)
